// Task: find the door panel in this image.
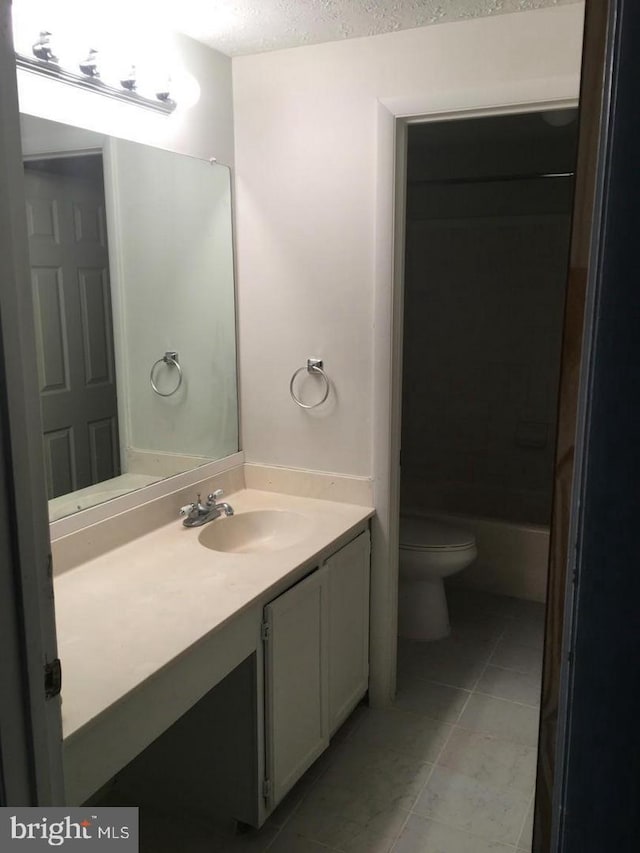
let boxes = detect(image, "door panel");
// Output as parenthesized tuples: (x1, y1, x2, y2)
(88, 417, 118, 483)
(24, 162, 119, 498)
(264, 567, 330, 808)
(31, 266, 69, 393)
(25, 195, 60, 241)
(78, 267, 113, 385)
(72, 199, 106, 246)
(43, 427, 75, 497)
(327, 531, 371, 734)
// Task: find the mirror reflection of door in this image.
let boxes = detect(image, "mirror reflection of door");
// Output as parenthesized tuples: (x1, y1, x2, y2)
(23, 155, 120, 499)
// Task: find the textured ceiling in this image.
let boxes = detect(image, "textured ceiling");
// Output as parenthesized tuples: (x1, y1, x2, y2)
(170, 0, 583, 57)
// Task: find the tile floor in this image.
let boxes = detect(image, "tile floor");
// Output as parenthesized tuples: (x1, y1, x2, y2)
(133, 588, 545, 852)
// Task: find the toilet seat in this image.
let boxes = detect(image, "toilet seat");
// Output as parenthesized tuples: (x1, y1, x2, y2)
(400, 517, 475, 552)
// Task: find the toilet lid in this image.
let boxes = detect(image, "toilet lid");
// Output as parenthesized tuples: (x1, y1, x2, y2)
(400, 517, 475, 551)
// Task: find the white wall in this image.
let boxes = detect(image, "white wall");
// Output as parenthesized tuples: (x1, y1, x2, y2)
(232, 4, 585, 478)
(16, 31, 234, 165)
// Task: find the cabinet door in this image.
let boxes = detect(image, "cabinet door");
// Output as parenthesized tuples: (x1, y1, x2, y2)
(264, 566, 329, 807)
(327, 530, 371, 735)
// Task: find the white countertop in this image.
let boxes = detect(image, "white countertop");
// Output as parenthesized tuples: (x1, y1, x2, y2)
(55, 488, 373, 746)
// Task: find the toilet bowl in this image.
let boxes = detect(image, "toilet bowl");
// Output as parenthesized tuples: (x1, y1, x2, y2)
(398, 516, 477, 641)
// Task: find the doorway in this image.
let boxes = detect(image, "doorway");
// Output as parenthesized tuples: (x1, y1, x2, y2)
(401, 111, 578, 533)
(394, 109, 579, 849)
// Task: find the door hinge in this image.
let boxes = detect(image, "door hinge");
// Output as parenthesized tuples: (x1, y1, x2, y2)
(262, 779, 271, 800)
(44, 658, 62, 699)
(261, 622, 270, 642)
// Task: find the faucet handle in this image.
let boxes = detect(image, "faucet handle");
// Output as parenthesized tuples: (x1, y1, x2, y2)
(208, 489, 224, 502)
(179, 502, 196, 517)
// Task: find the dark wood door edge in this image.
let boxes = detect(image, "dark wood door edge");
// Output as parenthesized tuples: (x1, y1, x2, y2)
(534, 1, 614, 850)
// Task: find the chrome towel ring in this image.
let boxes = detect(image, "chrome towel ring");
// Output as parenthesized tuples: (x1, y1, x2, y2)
(150, 351, 183, 397)
(290, 358, 330, 409)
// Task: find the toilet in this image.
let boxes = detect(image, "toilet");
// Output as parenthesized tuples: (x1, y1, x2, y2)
(398, 516, 477, 641)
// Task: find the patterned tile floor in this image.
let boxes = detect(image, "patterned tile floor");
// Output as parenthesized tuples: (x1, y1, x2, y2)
(129, 588, 545, 852)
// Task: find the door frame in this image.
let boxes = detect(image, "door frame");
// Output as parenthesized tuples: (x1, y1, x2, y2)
(0, 0, 65, 804)
(370, 74, 581, 708)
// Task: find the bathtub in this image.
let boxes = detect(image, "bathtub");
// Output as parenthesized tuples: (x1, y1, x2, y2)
(407, 511, 550, 602)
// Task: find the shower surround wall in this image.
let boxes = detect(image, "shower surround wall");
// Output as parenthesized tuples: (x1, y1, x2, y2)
(401, 178, 572, 526)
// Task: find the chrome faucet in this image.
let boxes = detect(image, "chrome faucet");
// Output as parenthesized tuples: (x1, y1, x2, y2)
(180, 489, 234, 527)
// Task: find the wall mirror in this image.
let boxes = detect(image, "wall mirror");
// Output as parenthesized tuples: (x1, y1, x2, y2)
(19, 114, 238, 522)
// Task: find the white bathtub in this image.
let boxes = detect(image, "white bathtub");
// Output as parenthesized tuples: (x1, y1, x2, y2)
(409, 511, 550, 602)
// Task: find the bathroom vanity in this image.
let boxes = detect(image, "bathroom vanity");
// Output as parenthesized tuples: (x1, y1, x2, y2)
(23, 111, 374, 824)
(53, 484, 373, 825)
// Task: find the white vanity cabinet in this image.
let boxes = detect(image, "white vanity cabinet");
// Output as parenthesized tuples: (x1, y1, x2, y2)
(96, 512, 372, 827)
(264, 529, 371, 809)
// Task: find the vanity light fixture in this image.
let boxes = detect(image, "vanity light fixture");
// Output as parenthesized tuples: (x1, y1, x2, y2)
(16, 30, 177, 114)
(32, 31, 57, 62)
(79, 47, 100, 78)
(120, 65, 137, 92)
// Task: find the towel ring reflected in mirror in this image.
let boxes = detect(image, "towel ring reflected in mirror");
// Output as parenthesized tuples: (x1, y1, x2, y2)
(150, 351, 183, 397)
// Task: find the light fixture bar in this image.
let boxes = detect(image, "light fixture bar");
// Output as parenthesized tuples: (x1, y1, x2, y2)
(16, 53, 177, 115)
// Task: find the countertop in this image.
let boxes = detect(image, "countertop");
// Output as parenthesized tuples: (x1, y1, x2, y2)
(55, 488, 373, 746)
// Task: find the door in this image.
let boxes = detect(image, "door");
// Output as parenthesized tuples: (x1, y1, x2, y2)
(264, 567, 330, 808)
(0, 0, 64, 804)
(534, 1, 613, 848)
(327, 530, 371, 734)
(24, 158, 119, 498)
(553, 0, 640, 849)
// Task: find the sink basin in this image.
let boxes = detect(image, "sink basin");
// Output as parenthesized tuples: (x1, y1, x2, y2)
(197, 510, 313, 554)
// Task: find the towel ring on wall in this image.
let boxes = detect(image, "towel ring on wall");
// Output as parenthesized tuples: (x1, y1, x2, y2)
(150, 351, 183, 397)
(290, 358, 330, 409)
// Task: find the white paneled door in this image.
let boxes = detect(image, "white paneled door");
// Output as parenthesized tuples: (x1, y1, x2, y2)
(24, 161, 119, 498)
